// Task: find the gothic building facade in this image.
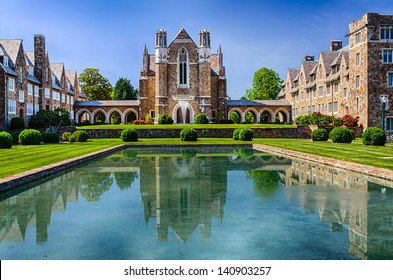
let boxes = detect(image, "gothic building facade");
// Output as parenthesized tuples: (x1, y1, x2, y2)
(139, 28, 228, 123)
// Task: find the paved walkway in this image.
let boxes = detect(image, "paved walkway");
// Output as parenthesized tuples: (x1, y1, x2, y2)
(253, 143, 393, 182)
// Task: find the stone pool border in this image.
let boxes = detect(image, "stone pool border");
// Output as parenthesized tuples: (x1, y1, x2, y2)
(253, 143, 393, 182)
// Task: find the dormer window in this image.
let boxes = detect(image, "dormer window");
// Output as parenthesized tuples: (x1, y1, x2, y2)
(28, 66, 34, 76)
(3, 56, 9, 67)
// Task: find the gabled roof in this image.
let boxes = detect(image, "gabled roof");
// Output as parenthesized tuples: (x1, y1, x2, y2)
(51, 63, 64, 80)
(65, 69, 77, 82)
(25, 51, 35, 66)
(300, 61, 318, 82)
(169, 28, 197, 47)
(319, 51, 340, 75)
(0, 39, 22, 65)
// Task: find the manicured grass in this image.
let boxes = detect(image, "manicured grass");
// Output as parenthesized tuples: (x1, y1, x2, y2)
(76, 123, 295, 130)
(253, 138, 393, 170)
(0, 139, 122, 179)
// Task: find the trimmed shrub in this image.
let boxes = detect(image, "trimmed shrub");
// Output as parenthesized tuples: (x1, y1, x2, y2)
(42, 132, 60, 144)
(71, 130, 89, 142)
(121, 128, 138, 142)
(62, 132, 72, 142)
(0, 131, 13, 149)
(194, 113, 209, 124)
(362, 127, 386, 146)
(180, 128, 198, 141)
(245, 112, 255, 124)
(329, 127, 353, 143)
(10, 131, 20, 144)
(238, 128, 254, 141)
(158, 113, 174, 124)
(19, 129, 42, 145)
(311, 128, 329, 141)
(230, 111, 240, 124)
(341, 115, 358, 127)
(10, 117, 25, 130)
(233, 128, 241, 140)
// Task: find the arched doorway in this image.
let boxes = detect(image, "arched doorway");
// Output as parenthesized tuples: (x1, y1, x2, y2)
(177, 107, 190, 123)
(110, 111, 121, 124)
(126, 112, 137, 124)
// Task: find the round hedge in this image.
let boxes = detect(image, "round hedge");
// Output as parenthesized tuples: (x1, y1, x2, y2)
(230, 111, 240, 124)
(0, 131, 13, 149)
(71, 130, 89, 142)
(194, 113, 209, 124)
(362, 127, 386, 146)
(10, 131, 20, 144)
(62, 132, 72, 142)
(311, 128, 329, 141)
(180, 128, 198, 141)
(238, 128, 254, 141)
(19, 129, 42, 145)
(158, 113, 174, 124)
(233, 128, 241, 140)
(329, 127, 353, 143)
(10, 117, 25, 130)
(42, 132, 60, 144)
(121, 128, 138, 142)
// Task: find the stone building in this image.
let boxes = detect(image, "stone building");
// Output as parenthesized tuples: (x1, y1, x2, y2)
(280, 12, 393, 130)
(139, 28, 228, 123)
(0, 34, 86, 128)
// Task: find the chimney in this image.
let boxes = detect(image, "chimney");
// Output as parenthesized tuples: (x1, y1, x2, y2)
(304, 55, 315, 61)
(330, 40, 342, 51)
(34, 34, 46, 79)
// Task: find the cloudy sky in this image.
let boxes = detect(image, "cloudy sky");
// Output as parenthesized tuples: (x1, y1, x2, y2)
(1, 0, 392, 99)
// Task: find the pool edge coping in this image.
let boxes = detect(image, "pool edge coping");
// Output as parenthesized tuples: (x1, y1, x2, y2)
(253, 143, 393, 182)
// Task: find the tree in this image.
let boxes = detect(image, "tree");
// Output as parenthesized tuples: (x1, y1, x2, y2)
(242, 67, 283, 100)
(111, 77, 139, 100)
(79, 68, 112, 100)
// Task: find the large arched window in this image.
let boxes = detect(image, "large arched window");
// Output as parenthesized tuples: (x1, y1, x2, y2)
(179, 49, 188, 86)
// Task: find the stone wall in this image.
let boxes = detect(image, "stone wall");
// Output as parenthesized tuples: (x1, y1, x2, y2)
(81, 126, 311, 139)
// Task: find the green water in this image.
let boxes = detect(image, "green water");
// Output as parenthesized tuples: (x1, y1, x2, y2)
(0, 147, 392, 260)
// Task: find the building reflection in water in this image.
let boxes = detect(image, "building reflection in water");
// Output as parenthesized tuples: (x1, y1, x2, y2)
(0, 148, 392, 260)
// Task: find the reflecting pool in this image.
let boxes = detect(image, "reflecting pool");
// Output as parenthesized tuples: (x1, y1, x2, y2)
(0, 147, 393, 260)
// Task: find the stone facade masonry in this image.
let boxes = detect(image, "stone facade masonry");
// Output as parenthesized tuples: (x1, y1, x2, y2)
(281, 12, 393, 131)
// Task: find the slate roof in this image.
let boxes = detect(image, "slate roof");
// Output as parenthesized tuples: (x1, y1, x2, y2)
(74, 100, 140, 107)
(0, 39, 22, 65)
(320, 51, 340, 75)
(51, 63, 64, 80)
(301, 61, 318, 83)
(168, 28, 197, 47)
(227, 99, 290, 106)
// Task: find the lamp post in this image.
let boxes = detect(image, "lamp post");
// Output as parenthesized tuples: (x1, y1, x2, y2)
(380, 95, 388, 131)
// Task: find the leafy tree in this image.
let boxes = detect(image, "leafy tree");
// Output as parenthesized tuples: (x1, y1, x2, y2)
(79, 68, 112, 100)
(28, 108, 71, 129)
(243, 67, 283, 100)
(112, 77, 139, 100)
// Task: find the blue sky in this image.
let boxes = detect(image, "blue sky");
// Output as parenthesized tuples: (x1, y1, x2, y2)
(1, 0, 392, 99)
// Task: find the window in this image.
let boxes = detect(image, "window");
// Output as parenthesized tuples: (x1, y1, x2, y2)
(318, 104, 321, 112)
(343, 87, 348, 98)
(388, 72, 393, 87)
(45, 68, 49, 82)
(306, 91, 310, 100)
(387, 117, 393, 131)
(333, 101, 339, 113)
(19, 90, 24, 103)
(179, 49, 188, 86)
(307, 106, 311, 114)
(356, 75, 360, 88)
(34, 86, 39, 97)
(321, 103, 325, 113)
(355, 32, 361, 44)
(45, 88, 50, 98)
(328, 102, 333, 113)
(381, 28, 393, 40)
(28, 66, 34, 76)
(28, 84, 33, 95)
(318, 86, 324, 96)
(383, 49, 393, 63)
(27, 102, 33, 116)
(355, 53, 360, 66)
(8, 78, 15, 91)
(34, 103, 39, 114)
(312, 89, 316, 99)
(327, 85, 331, 95)
(8, 99, 16, 114)
(19, 67, 23, 84)
(334, 83, 339, 93)
(3, 56, 9, 67)
(312, 105, 315, 113)
(53, 92, 60, 100)
(356, 97, 359, 110)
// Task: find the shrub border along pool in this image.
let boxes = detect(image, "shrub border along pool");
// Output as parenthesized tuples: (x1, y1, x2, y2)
(1, 142, 393, 192)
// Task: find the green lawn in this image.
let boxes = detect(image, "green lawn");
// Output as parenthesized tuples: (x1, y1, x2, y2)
(1, 137, 392, 179)
(76, 123, 295, 130)
(253, 138, 393, 170)
(0, 139, 122, 179)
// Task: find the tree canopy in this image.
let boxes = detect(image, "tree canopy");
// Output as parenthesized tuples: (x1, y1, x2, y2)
(242, 67, 283, 100)
(111, 77, 139, 100)
(79, 68, 112, 100)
